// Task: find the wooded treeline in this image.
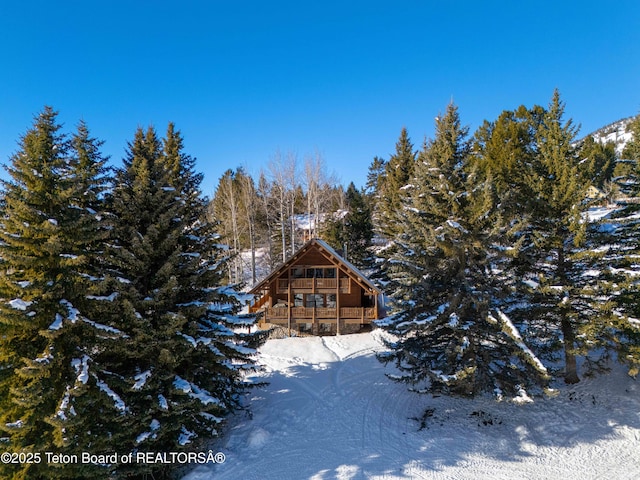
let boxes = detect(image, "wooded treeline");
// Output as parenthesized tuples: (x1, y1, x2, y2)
(211, 90, 640, 401)
(373, 92, 639, 399)
(209, 151, 373, 285)
(0, 108, 266, 480)
(0, 91, 638, 478)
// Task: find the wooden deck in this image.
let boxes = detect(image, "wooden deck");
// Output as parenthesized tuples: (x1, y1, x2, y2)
(264, 306, 377, 320)
(276, 278, 350, 293)
(262, 318, 374, 336)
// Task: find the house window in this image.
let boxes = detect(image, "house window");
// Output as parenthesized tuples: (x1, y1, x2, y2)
(319, 323, 333, 334)
(305, 293, 325, 307)
(305, 294, 315, 308)
(315, 294, 325, 307)
(292, 267, 305, 278)
(294, 293, 304, 307)
(324, 268, 336, 278)
(326, 294, 337, 308)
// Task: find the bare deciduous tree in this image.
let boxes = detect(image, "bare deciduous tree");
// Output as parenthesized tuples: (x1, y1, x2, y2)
(237, 168, 258, 285)
(211, 169, 242, 283)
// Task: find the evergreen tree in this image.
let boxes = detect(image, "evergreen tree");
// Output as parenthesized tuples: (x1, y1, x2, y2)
(320, 210, 346, 257)
(255, 171, 276, 267)
(366, 156, 386, 197)
(471, 105, 552, 348)
(377, 103, 549, 398)
(469, 98, 637, 384)
(621, 114, 640, 171)
(365, 155, 386, 216)
(591, 113, 640, 376)
(321, 182, 373, 268)
(0, 108, 122, 479)
(578, 136, 616, 190)
(514, 90, 590, 384)
(472, 105, 544, 216)
(375, 128, 416, 238)
(104, 124, 265, 478)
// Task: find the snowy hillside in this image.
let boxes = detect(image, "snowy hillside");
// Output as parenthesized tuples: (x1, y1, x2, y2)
(584, 116, 635, 155)
(183, 331, 640, 480)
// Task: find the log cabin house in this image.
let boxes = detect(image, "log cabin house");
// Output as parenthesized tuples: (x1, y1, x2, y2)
(249, 238, 383, 335)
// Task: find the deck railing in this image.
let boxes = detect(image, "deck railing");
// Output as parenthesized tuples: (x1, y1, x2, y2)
(277, 277, 350, 293)
(265, 306, 376, 320)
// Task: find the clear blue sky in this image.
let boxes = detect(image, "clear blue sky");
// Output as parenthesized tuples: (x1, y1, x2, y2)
(1, 1, 638, 196)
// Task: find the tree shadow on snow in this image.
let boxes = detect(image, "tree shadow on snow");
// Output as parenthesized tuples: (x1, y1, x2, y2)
(185, 353, 640, 480)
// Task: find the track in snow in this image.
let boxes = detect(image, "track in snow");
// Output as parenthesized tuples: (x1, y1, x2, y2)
(183, 331, 640, 480)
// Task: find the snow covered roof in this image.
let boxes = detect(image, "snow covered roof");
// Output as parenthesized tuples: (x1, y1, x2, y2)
(249, 238, 380, 295)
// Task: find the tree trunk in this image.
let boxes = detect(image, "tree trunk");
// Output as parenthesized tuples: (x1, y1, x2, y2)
(561, 317, 580, 384)
(280, 201, 286, 262)
(557, 245, 579, 384)
(248, 220, 256, 285)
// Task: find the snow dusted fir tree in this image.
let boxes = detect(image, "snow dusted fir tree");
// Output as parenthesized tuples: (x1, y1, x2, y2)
(510, 91, 594, 384)
(587, 113, 640, 376)
(618, 115, 640, 335)
(578, 136, 617, 191)
(377, 103, 549, 398)
(103, 124, 265, 478)
(472, 94, 632, 384)
(0, 108, 124, 479)
(374, 128, 416, 239)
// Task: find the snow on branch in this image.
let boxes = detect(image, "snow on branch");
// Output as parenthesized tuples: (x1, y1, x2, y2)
(86, 292, 119, 302)
(9, 298, 33, 311)
(95, 376, 127, 413)
(132, 370, 152, 391)
(56, 386, 74, 420)
(71, 355, 90, 385)
(57, 299, 126, 336)
(173, 376, 221, 406)
(493, 310, 548, 375)
(178, 426, 196, 445)
(135, 419, 160, 444)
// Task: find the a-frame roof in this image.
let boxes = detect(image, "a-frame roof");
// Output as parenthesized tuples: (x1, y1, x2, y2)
(249, 238, 380, 295)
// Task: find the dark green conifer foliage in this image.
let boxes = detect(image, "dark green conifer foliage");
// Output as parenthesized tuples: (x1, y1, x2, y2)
(622, 114, 640, 167)
(320, 212, 345, 258)
(471, 105, 552, 326)
(0, 108, 122, 479)
(516, 90, 589, 384)
(472, 105, 544, 214)
(578, 136, 616, 190)
(592, 113, 640, 376)
(105, 124, 265, 478)
(321, 182, 373, 269)
(375, 128, 416, 238)
(366, 156, 386, 196)
(377, 103, 549, 398)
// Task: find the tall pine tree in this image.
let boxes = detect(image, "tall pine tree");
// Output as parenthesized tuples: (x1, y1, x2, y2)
(103, 124, 265, 478)
(375, 128, 416, 239)
(578, 136, 616, 191)
(514, 90, 589, 384)
(321, 182, 373, 269)
(0, 108, 123, 479)
(590, 113, 640, 376)
(377, 103, 549, 398)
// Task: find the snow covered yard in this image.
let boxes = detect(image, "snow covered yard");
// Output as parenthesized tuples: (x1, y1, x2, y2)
(183, 331, 640, 480)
